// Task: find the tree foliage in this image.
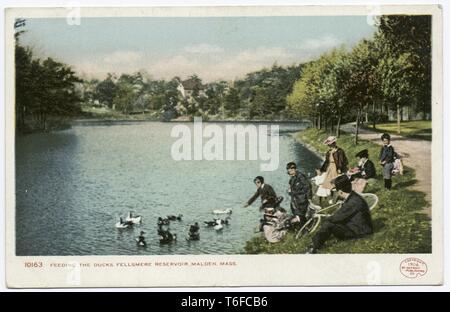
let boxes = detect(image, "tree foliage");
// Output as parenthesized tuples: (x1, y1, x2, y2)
(286, 15, 432, 138)
(15, 32, 82, 132)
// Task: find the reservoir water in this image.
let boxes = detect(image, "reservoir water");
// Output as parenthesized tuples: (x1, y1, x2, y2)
(15, 121, 322, 255)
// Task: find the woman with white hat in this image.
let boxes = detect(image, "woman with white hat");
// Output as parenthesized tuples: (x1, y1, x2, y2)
(319, 136, 348, 193)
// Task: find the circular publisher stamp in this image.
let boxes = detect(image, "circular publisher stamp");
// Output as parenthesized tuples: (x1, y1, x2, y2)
(400, 258, 428, 278)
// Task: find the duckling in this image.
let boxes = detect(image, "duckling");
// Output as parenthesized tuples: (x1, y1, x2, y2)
(204, 220, 218, 227)
(187, 222, 200, 241)
(167, 214, 183, 221)
(158, 229, 177, 244)
(157, 217, 170, 227)
(135, 231, 147, 247)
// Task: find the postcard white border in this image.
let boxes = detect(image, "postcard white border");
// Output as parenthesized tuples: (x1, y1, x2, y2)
(4, 4, 443, 288)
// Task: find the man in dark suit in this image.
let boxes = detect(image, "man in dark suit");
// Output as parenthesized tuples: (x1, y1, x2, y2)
(307, 175, 373, 254)
(286, 162, 311, 226)
(244, 176, 277, 210)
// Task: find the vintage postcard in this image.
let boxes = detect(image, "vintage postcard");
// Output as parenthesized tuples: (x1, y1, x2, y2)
(4, 5, 443, 287)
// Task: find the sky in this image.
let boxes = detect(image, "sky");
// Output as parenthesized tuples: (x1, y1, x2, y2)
(20, 16, 377, 82)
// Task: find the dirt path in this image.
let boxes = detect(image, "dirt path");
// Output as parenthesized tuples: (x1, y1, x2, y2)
(341, 123, 431, 217)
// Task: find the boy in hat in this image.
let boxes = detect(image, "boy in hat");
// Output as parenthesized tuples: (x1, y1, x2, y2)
(379, 133, 395, 190)
(244, 176, 278, 210)
(306, 175, 373, 254)
(348, 149, 376, 193)
(352, 149, 376, 180)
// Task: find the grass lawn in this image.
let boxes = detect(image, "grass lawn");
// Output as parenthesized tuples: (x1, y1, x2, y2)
(244, 128, 431, 254)
(81, 105, 162, 120)
(365, 120, 431, 141)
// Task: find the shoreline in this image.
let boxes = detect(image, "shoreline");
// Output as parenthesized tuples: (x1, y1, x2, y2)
(71, 118, 311, 124)
(292, 133, 325, 161)
(17, 117, 312, 136)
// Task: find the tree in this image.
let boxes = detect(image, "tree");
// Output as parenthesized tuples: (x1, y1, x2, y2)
(377, 53, 416, 134)
(95, 73, 117, 107)
(235, 64, 303, 119)
(224, 87, 241, 116)
(286, 50, 348, 132)
(376, 15, 432, 130)
(113, 82, 135, 114)
(15, 44, 33, 130)
(345, 40, 380, 143)
(249, 87, 270, 119)
(23, 57, 82, 130)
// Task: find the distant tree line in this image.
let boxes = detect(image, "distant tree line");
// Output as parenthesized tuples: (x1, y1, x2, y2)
(286, 15, 432, 140)
(81, 64, 303, 121)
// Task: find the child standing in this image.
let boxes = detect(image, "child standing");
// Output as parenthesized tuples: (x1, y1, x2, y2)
(379, 133, 395, 190)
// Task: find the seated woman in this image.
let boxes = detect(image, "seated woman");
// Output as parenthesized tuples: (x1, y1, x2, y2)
(348, 149, 376, 193)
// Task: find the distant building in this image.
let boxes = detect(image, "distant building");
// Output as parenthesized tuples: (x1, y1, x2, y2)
(177, 77, 206, 99)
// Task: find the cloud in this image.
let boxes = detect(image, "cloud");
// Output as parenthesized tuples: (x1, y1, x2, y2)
(74, 46, 300, 82)
(73, 50, 145, 79)
(208, 47, 296, 80)
(103, 51, 144, 64)
(296, 35, 343, 51)
(183, 44, 224, 54)
(75, 42, 346, 82)
(145, 46, 297, 82)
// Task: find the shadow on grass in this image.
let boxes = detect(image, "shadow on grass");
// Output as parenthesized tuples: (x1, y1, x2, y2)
(362, 125, 431, 142)
(394, 179, 418, 189)
(372, 218, 387, 232)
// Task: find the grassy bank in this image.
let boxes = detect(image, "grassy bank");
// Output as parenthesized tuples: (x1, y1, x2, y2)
(244, 128, 431, 254)
(365, 120, 431, 141)
(81, 106, 162, 121)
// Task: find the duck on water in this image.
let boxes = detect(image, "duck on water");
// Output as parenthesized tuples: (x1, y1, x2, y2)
(136, 231, 147, 247)
(187, 222, 200, 241)
(158, 228, 177, 244)
(126, 211, 142, 224)
(115, 217, 134, 229)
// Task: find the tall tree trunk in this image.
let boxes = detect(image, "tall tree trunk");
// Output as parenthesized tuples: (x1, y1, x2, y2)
(355, 109, 360, 145)
(396, 103, 401, 134)
(336, 114, 341, 138)
(318, 114, 321, 130)
(365, 104, 369, 123)
(372, 101, 376, 130)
